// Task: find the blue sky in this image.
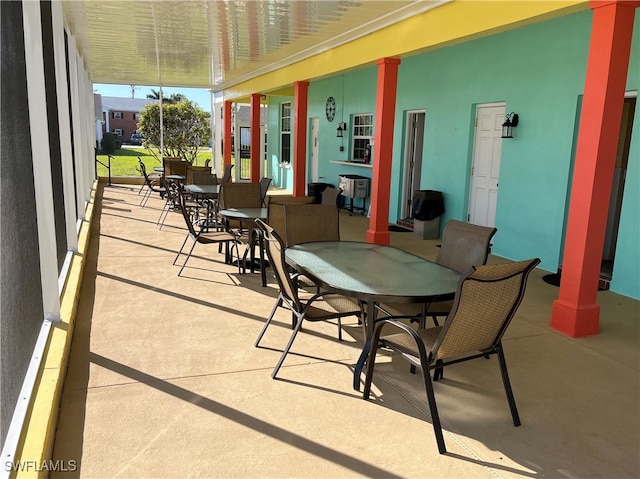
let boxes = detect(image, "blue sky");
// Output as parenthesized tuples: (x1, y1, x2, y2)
(93, 83, 213, 112)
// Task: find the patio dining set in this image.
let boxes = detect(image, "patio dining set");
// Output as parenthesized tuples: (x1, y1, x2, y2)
(137, 158, 540, 454)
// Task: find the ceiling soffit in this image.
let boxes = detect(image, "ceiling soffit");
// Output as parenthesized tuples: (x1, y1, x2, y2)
(62, 0, 429, 88)
(62, 0, 587, 98)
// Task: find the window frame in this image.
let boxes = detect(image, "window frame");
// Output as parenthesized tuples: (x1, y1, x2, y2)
(351, 113, 374, 161)
(113, 111, 122, 119)
(280, 101, 291, 164)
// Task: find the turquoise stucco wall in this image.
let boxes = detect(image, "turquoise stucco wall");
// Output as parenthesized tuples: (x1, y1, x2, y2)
(307, 69, 377, 188)
(394, 12, 595, 272)
(265, 10, 640, 298)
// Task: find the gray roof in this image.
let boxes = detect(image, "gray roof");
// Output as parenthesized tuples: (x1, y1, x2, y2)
(236, 105, 267, 124)
(101, 96, 158, 112)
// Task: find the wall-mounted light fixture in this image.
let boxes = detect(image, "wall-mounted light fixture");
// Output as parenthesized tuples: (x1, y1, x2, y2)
(501, 112, 519, 139)
(336, 122, 347, 151)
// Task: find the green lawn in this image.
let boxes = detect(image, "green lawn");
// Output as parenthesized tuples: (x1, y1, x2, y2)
(96, 147, 214, 177)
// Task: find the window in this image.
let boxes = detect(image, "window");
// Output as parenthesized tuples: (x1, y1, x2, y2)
(280, 102, 291, 163)
(352, 113, 374, 161)
(113, 111, 122, 119)
(134, 113, 141, 120)
(113, 129, 123, 137)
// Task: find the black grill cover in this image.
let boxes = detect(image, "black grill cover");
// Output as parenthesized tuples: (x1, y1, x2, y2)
(307, 182, 332, 204)
(413, 190, 444, 221)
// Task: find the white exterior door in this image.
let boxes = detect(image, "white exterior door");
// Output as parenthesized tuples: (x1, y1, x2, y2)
(311, 117, 319, 182)
(468, 103, 505, 227)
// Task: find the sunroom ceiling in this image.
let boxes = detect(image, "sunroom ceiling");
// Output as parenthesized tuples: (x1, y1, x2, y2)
(62, 0, 440, 92)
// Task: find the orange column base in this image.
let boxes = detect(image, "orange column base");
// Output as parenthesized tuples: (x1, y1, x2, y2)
(551, 299, 600, 338)
(366, 229, 390, 245)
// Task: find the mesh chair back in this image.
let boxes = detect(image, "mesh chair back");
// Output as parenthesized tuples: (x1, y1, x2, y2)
(138, 158, 154, 185)
(162, 157, 182, 176)
(186, 165, 212, 184)
(284, 204, 340, 246)
(221, 182, 261, 209)
(255, 219, 301, 309)
(321, 187, 342, 206)
(266, 196, 314, 240)
(432, 258, 540, 360)
(436, 219, 497, 273)
(160, 175, 180, 207)
(221, 164, 234, 183)
(192, 171, 217, 185)
(171, 160, 187, 178)
(259, 177, 273, 206)
(176, 187, 198, 238)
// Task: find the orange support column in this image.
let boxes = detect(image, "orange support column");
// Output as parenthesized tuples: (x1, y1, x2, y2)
(551, 0, 639, 337)
(223, 100, 232, 168)
(251, 93, 261, 183)
(293, 81, 309, 197)
(366, 58, 401, 245)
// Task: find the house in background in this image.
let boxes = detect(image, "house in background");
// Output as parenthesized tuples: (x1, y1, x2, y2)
(93, 94, 103, 147)
(100, 96, 158, 143)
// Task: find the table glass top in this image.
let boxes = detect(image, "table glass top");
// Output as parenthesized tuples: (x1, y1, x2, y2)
(219, 208, 267, 220)
(286, 241, 460, 302)
(186, 184, 220, 194)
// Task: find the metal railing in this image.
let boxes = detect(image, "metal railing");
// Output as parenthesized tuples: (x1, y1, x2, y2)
(94, 148, 113, 186)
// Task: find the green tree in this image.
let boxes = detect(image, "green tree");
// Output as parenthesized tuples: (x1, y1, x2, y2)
(137, 99, 210, 164)
(146, 89, 187, 104)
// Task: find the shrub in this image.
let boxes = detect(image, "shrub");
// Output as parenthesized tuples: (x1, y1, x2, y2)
(101, 132, 117, 154)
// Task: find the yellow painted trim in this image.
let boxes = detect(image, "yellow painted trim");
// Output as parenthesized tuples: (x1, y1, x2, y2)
(225, 0, 588, 100)
(12, 182, 97, 479)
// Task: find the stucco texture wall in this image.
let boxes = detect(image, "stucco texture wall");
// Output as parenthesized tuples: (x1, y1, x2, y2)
(268, 10, 639, 298)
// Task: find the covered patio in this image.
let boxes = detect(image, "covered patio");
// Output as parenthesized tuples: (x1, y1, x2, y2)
(49, 182, 638, 478)
(2, 1, 639, 477)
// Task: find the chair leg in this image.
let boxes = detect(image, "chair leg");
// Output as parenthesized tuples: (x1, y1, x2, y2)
(140, 188, 152, 208)
(433, 359, 444, 381)
(362, 318, 389, 399)
(362, 331, 382, 400)
(496, 343, 521, 427)
(231, 241, 242, 275)
(337, 318, 342, 341)
(422, 365, 447, 454)
(173, 233, 191, 266)
(157, 202, 170, 229)
(272, 311, 304, 379)
(178, 238, 198, 276)
(254, 295, 283, 347)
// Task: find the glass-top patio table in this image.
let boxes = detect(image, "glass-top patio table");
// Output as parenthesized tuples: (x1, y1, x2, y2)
(186, 184, 222, 230)
(185, 184, 220, 198)
(285, 241, 460, 390)
(220, 208, 268, 285)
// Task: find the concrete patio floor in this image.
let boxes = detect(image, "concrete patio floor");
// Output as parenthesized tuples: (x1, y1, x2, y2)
(51, 183, 639, 478)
